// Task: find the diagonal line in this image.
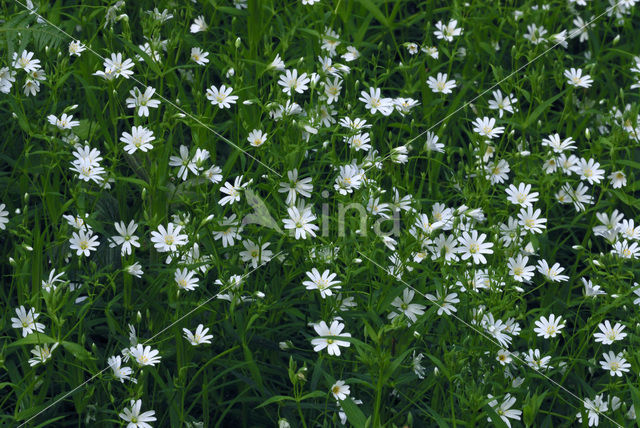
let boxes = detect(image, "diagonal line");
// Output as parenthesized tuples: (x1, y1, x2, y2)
(17, 251, 283, 427)
(366, 0, 627, 175)
(11, 0, 282, 178)
(357, 251, 623, 428)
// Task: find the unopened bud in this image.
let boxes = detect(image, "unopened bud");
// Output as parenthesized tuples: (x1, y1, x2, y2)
(296, 367, 308, 382)
(235, 37, 241, 48)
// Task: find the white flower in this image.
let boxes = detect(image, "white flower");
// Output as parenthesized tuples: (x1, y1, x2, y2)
(47, 113, 79, 130)
(0, 203, 9, 230)
(358, 87, 394, 116)
(507, 254, 535, 282)
(100, 52, 135, 79)
(219, 176, 248, 206)
(119, 399, 156, 428)
(537, 259, 569, 282)
(282, 206, 319, 239)
(334, 164, 363, 195)
(190, 15, 208, 33)
(324, 76, 342, 104)
(472, 117, 504, 139)
(600, 351, 630, 376)
(434, 19, 462, 42)
(129, 344, 161, 366)
(41, 268, 65, 292)
(109, 220, 140, 255)
(125, 86, 161, 117)
(108, 355, 134, 383)
(533, 314, 565, 339)
(582, 277, 605, 297)
(565, 67, 593, 88)
(487, 394, 522, 428)
(169, 145, 199, 180)
(427, 72, 456, 94)
(212, 215, 242, 248)
(485, 159, 510, 184)
(517, 206, 547, 234)
(524, 348, 552, 371)
(13, 50, 41, 72)
(239, 239, 273, 268)
(573, 158, 604, 184)
(523, 23, 548, 45)
(577, 394, 607, 427)
(126, 262, 144, 278)
(457, 230, 494, 264)
(347, 132, 371, 152)
(183, 324, 214, 345)
(424, 131, 444, 152)
(488, 90, 517, 117)
(247, 129, 268, 147)
(28, 342, 58, 367)
(406, 42, 419, 55)
(190, 47, 209, 65)
(593, 320, 626, 345)
(150, 223, 188, 252)
(412, 351, 427, 378)
(303, 268, 341, 298)
(330, 380, 350, 400)
(268, 53, 285, 70)
(612, 240, 640, 259)
(69, 229, 100, 256)
(541, 133, 576, 153)
(341, 46, 360, 62)
(428, 233, 459, 262)
(204, 165, 223, 184)
(68, 40, 86, 56)
(174, 268, 199, 291)
(0, 67, 16, 93)
(425, 290, 459, 316)
(310, 320, 351, 356)
(496, 349, 512, 366)
(505, 183, 539, 207)
(278, 169, 313, 205)
(121, 126, 155, 154)
(608, 170, 627, 188)
(11, 306, 46, 337)
(206, 84, 238, 108)
(278, 69, 310, 95)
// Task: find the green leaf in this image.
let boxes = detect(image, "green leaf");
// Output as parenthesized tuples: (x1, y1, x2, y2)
(61, 341, 95, 363)
(613, 190, 640, 210)
(8, 334, 57, 347)
(355, 0, 389, 28)
(340, 396, 367, 427)
(521, 89, 567, 129)
(300, 390, 327, 401)
(255, 395, 295, 409)
(484, 403, 509, 428)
